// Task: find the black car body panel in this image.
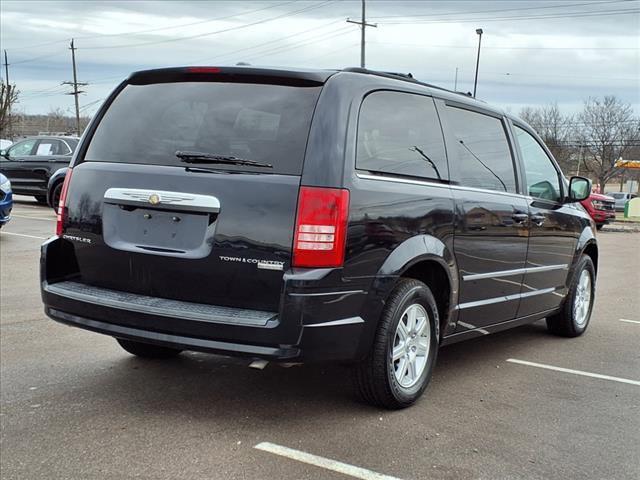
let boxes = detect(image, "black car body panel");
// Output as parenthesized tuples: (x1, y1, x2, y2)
(40, 66, 597, 362)
(1, 136, 79, 198)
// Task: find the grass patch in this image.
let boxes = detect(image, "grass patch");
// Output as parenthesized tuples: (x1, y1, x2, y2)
(614, 216, 640, 223)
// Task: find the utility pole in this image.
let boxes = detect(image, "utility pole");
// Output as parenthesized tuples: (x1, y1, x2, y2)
(3, 50, 11, 139)
(454, 67, 459, 91)
(62, 39, 87, 136)
(347, 0, 377, 68)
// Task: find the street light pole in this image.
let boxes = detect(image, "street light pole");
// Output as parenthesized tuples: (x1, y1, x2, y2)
(473, 28, 483, 98)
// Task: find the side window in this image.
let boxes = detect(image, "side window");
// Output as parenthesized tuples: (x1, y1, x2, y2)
(35, 140, 58, 156)
(356, 91, 448, 181)
(7, 139, 37, 157)
(57, 141, 72, 155)
(514, 126, 562, 202)
(445, 106, 517, 193)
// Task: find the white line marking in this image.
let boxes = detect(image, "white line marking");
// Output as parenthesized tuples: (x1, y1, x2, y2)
(0, 231, 46, 240)
(254, 442, 403, 480)
(619, 319, 640, 325)
(506, 359, 640, 386)
(11, 214, 55, 222)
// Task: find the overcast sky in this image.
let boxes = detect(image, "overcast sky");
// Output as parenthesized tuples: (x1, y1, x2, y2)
(1, 0, 638, 117)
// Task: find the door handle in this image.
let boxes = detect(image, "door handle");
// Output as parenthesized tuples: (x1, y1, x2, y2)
(512, 213, 529, 224)
(530, 214, 546, 226)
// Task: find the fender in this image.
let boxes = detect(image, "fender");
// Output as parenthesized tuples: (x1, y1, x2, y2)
(567, 225, 598, 286)
(355, 234, 459, 358)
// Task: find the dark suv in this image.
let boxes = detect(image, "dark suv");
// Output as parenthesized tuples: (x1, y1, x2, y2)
(1, 135, 79, 205)
(40, 67, 597, 409)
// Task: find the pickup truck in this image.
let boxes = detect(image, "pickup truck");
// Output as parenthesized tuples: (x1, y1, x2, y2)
(581, 192, 616, 230)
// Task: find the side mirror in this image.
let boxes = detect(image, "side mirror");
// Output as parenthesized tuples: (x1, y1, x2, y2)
(567, 176, 591, 202)
(0, 149, 7, 159)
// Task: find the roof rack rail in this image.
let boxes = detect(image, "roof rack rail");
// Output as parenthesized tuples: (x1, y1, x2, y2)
(341, 67, 474, 98)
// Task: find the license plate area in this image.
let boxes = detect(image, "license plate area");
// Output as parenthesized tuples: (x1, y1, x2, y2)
(103, 204, 216, 259)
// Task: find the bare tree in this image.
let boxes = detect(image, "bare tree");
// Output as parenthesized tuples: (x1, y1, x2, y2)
(46, 107, 69, 133)
(519, 103, 575, 172)
(0, 80, 19, 137)
(575, 96, 640, 192)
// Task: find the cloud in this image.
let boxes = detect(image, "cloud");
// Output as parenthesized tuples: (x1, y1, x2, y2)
(1, 0, 638, 115)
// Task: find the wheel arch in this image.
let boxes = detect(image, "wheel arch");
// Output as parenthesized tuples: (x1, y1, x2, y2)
(47, 167, 69, 207)
(361, 235, 458, 351)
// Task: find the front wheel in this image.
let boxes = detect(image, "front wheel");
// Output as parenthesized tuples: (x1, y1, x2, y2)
(353, 278, 439, 409)
(116, 338, 183, 359)
(546, 255, 596, 337)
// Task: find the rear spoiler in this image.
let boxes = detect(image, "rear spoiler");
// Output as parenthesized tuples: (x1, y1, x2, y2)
(127, 66, 334, 87)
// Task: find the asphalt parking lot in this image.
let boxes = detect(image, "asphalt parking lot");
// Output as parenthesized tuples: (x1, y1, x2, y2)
(1, 196, 639, 480)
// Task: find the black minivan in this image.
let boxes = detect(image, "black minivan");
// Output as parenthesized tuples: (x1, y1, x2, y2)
(41, 66, 597, 409)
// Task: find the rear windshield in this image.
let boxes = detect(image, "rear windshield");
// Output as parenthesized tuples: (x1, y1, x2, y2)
(84, 82, 322, 174)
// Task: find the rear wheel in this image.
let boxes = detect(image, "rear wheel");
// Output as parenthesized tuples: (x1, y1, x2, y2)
(116, 338, 182, 359)
(353, 278, 439, 409)
(50, 182, 63, 211)
(34, 195, 48, 205)
(546, 255, 595, 337)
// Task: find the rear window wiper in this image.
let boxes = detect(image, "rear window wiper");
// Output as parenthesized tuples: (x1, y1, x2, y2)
(176, 151, 273, 168)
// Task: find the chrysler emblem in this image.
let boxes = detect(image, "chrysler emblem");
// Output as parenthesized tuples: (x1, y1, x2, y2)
(148, 193, 161, 205)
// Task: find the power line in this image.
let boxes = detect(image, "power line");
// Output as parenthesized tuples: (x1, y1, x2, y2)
(379, 8, 640, 25)
(73, 0, 299, 40)
(369, 0, 633, 19)
(2, 0, 300, 52)
(367, 40, 639, 50)
(246, 27, 355, 61)
(78, 1, 336, 50)
(188, 18, 346, 64)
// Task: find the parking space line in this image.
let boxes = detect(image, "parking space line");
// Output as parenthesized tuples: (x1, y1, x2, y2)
(254, 442, 403, 480)
(506, 359, 640, 386)
(619, 319, 640, 325)
(11, 215, 55, 222)
(0, 231, 46, 240)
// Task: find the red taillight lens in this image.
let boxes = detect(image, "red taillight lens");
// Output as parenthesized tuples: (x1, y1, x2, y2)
(293, 186, 350, 268)
(187, 67, 221, 74)
(56, 168, 73, 236)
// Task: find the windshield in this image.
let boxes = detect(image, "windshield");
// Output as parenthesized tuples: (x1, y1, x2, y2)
(610, 193, 625, 199)
(84, 82, 322, 175)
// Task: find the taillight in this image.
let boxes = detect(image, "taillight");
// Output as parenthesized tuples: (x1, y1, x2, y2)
(186, 67, 221, 74)
(293, 186, 350, 268)
(56, 169, 73, 236)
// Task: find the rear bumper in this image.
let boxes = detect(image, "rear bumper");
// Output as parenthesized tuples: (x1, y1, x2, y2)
(41, 237, 372, 362)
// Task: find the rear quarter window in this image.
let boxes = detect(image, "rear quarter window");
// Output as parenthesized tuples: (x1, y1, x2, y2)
(83, 82, 322, 175)
(356, 91, 448, 181)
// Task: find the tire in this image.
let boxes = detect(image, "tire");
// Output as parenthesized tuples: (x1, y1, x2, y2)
(546, 254, 596, 337)
(50, 182, 63, 211)
(116, 338, 183, 359)
(596, 224, 604, 231)
(353, 278, 439, 409)
(34, 195, 48, 205)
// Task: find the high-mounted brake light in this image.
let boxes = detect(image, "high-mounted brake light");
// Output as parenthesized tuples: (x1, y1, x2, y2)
(187, 67, 221, 74)
(56, 168, 73, 236)
(293, 187, 350, 268)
